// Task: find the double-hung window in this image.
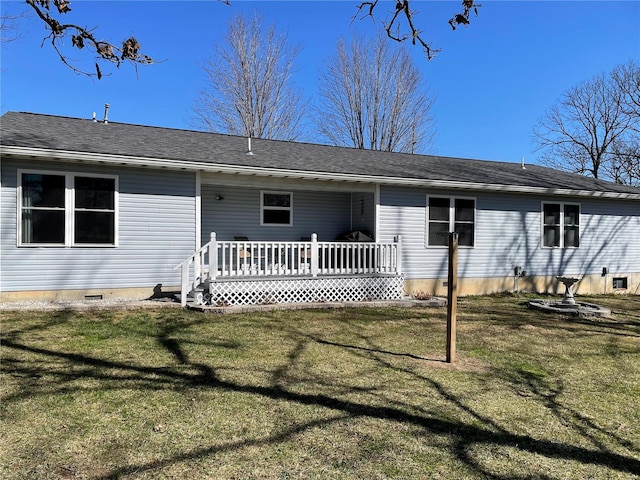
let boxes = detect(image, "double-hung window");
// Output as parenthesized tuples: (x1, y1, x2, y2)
(427, 196, 475, 247)
(74, 176, 116, 244)
(20, 173, 66, 244)
(261, 191, 292, 226)
(19, 171, 117, 246)
(542, 202, 579, 248)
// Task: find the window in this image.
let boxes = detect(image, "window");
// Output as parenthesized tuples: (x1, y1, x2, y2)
(74, 176, 116, 244)
(261, 191, 292, 226)
(426, 196, 475, 247)
(613, 277, 628, 289)
(542, 202, 579, 248)
(20, 173, 66, 244)
(19, 171, 117, 246)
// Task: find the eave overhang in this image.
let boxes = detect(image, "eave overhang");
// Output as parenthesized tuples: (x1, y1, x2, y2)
(2, 145, 639, 201)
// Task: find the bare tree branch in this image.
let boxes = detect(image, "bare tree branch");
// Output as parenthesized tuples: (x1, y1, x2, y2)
(1, 10, 26, 43)
(18, 0, 479, 80)
(449, 0, 482, 30)
(24, 0, 163, 78)
(355, 0, 481, 60)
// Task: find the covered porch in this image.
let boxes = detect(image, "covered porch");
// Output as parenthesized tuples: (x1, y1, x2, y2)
(176, 233, 404, 306)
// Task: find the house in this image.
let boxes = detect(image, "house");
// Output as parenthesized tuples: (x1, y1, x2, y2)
(1, 111, 639, 305)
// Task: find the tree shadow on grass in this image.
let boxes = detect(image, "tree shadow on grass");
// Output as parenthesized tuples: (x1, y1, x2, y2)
(2, 313, 640, 479)
(503, 368, 637, 453)
(311, 337, 441, 362)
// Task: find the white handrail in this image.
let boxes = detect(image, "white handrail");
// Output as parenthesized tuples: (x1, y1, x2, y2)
(174, 232, 217, 306)
(175, 233, 402, 305)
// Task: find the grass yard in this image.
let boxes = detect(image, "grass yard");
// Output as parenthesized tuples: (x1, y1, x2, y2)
(1, 294, 639, 479)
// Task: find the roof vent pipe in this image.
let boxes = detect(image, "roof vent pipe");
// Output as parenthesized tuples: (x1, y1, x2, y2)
(92, 112, 97, 122)
(245, 137, 254, 155)
(103, 103, 110, 124)
(521, 156, 526, 169)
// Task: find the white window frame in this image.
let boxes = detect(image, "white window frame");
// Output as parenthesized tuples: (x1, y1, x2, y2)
(541, 201, 580, 249)
(260, 190, 293, 227)
(425, 195, 476, 248)
(17, 169, 119, 247)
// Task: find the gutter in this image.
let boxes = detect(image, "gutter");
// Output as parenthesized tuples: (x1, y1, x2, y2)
(2, 145, 639, 201)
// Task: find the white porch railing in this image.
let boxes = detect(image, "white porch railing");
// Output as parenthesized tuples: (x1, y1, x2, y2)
(175, 233, 402, 306)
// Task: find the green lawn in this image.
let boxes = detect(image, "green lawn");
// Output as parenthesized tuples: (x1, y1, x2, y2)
(2, 295, 639, 479)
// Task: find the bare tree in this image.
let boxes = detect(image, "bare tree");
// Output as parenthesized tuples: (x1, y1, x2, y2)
(315, 33, 436, 154)
(533, 62, 640, 185)
(606, 138, 640, 186)
(355, 0, 481, 59)
(606, 62, 640, 185)
(613, 60, 640, 121)
(192, 13, 305, 141)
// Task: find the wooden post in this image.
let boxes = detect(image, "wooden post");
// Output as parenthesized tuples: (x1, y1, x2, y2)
(310, 233, 319, 278)
(446, 232, 458, 364)
(209, 232, 218, 281)
(394, 235, 402, 274)
(180, 261, 189, 307)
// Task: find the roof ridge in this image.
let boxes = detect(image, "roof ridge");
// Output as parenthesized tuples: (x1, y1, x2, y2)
(2, 111, 517, 165)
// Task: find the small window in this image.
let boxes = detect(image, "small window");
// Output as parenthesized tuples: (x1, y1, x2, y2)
(19, 171, 117, 247)
(261, 191, 292, 226)
(542, 202, 580, 248)
(426, 196, 475, 247)
(612, 277, 628, 289)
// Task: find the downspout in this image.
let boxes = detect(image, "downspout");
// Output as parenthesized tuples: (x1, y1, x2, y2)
(349, 192, 354, 232)
(195, 170, 201, 250)
(374, 184, 381, 241)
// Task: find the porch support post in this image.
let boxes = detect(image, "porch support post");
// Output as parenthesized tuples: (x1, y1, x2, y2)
(311, 233, 319, 278)
(394, 235, 402, 274)
(209, 232, 218, 281)
(180, 262, 189, 307)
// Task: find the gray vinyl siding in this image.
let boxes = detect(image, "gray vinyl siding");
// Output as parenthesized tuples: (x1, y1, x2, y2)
(201, 185, 352, 244)
(350, 192, 375, 238)
(378, 185, 640, 279)
(1, 159, 196, 293)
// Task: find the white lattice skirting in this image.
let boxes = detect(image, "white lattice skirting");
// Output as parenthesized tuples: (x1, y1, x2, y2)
(199, 275, 404, 306)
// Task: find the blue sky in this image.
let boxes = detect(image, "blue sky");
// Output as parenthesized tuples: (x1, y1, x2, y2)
(1, 1, 638, 163)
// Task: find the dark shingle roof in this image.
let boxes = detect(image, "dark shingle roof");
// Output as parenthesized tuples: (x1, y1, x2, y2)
(2, 111, 639, 197)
